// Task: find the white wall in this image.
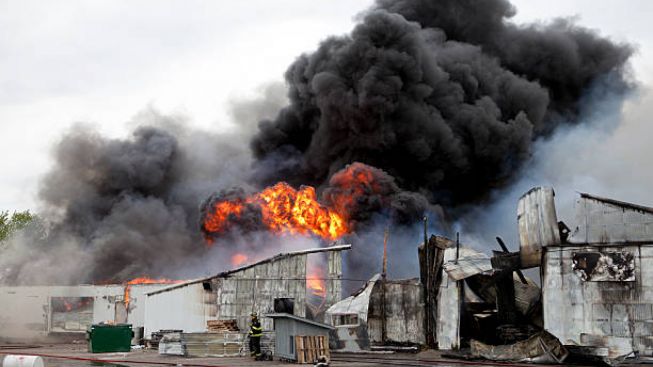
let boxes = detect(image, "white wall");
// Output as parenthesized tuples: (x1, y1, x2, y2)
(144, 282, 215, 338)
(0, 284, 169, 342)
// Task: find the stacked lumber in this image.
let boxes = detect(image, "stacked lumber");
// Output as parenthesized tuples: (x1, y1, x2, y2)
(183, 331, 275, 358)
(183, 332, 243, 357)
(207, 319, 240, 332)
(295, 335, 329, 364)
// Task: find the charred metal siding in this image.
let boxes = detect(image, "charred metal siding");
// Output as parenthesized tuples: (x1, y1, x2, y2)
(543, 244, 653, 357)
(517, 187, 560, 268)
(367, 279, 425, 345)
(543, 195, 653, 358)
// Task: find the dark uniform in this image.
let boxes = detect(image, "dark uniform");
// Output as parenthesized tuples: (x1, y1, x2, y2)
(248, 314, 263, 359)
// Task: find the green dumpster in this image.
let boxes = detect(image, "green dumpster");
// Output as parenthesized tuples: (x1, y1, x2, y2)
(87, 324, 133, 353)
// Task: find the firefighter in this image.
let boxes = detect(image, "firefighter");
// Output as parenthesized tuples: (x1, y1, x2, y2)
(248, 312, 263, 360)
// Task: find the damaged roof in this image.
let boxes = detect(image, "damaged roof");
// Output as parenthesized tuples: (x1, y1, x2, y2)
(442, 247, 493, 281)
(146, 244, 351, 296)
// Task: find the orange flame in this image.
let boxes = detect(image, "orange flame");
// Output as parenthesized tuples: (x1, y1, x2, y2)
(231, 253, 249, 267)
(307, 267, 326, 297)
(124, 277, 183, 306)
(203, 182, 349, 241)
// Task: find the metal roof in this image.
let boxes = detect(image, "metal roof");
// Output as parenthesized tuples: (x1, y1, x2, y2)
(265, 313, 335, 330)
(146, 244, 352, 296)
(580, 192, 653, 215)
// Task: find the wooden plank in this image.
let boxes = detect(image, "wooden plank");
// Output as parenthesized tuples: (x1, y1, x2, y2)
(295, 335, 304, 363)
(305, 336, 310, 363)
(317, 336, 324, 357)
(295, 335, 301, 363)
(311, 336, 317, 362)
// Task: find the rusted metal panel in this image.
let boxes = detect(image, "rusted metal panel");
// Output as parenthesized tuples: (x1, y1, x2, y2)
(517, 187, 560, 268)
(367, 279, 425, 345)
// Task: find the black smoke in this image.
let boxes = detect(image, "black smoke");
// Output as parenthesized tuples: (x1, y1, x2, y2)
(0, 108, 261, 285)
(0, 1, 635, 285)
(251, 1, 632, 208)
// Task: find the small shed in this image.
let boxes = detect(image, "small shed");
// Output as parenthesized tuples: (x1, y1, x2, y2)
(266, 313, 333, 362)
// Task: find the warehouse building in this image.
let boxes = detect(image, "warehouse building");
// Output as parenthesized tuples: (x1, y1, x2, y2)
(143, 244, 350, 339)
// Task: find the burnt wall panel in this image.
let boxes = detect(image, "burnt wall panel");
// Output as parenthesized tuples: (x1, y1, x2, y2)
(544, 244, 653, 357)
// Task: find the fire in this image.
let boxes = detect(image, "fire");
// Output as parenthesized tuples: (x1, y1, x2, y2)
(324, 162, 384, 216)
(203, 201, 245, 233)
(124, 277, 183, 306)
(307, 267, 326, 297)
(231, 253, 249, 266)
(203, 182, 349, 241)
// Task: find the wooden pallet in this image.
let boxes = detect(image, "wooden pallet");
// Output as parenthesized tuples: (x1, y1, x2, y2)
(294, 335, 329, 364)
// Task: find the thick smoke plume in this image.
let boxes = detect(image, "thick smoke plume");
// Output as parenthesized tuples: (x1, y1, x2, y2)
(0, 1, 635, 285)
(0, 84, 283, 284)
(252, 1, 631, 208)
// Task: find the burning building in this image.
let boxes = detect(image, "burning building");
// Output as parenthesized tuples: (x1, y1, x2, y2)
(143, 244, 349, 339)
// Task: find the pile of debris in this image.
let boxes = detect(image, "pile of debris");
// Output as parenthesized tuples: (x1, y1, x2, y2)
(207, 319, 239, 333)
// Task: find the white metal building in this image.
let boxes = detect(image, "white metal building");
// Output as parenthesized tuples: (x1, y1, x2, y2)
(144, 245, 349, 339)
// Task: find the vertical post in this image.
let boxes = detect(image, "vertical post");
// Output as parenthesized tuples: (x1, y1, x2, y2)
(423, 216, 430, 347)
(381, 228, 389, 344)
(382, 228, 389, 279)
(455, 232, 460, 264)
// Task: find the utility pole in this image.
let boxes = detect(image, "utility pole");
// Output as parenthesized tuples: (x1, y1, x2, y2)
(381, 227, 389, 344)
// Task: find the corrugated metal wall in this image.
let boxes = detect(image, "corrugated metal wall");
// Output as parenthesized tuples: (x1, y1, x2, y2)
(325, 251, 342, 312)
(217, 254, 307, 331)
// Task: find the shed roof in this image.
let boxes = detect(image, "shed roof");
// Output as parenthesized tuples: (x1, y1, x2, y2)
(146, 244, 352, 296)
(265, 313, 335, 330)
